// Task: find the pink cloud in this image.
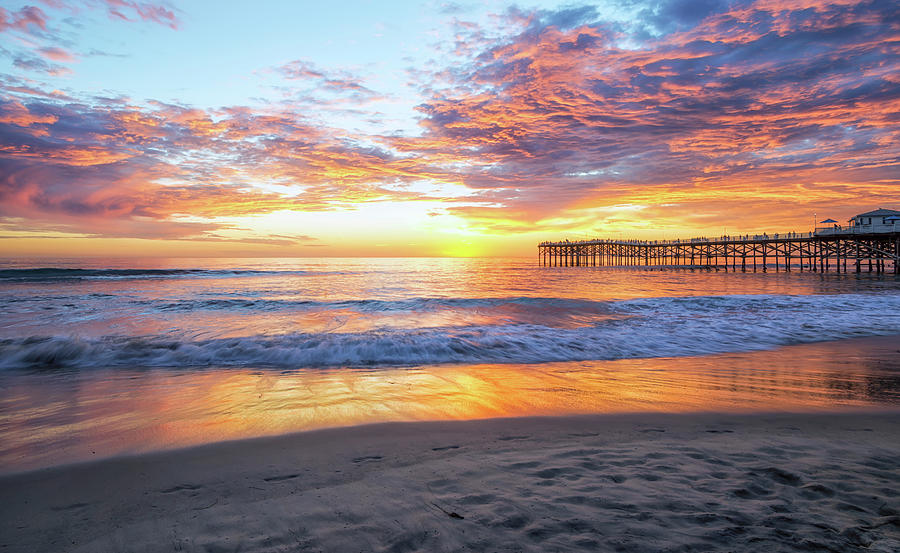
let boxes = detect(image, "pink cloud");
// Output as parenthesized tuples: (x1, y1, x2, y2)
(0, 6, 48, 33)
(104, 0, 178, 29)
(37, 46, 77, 62)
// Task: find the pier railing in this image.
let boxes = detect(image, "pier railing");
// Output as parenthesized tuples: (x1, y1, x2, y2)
(540, 223, 900, 248)
(539, 231, 815, 247)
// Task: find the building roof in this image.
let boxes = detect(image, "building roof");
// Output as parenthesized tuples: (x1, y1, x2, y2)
(852, 208, 900, 218)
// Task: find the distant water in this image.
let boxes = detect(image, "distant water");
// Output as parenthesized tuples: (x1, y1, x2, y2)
(1, 257, 899, 471)
(2, 257, 900, 370)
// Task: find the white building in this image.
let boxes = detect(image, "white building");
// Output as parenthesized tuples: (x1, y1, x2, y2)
(847, 208, 900, 232)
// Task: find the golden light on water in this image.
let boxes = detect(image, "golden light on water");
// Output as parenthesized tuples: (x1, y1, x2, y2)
(2, 336, 896, 473)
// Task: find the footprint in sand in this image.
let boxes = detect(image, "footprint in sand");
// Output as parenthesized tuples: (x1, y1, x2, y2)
(160, 484, 203, 493)
(262, 473, 301, 482)
(50, 502, 89, 511)
(352, 455, 383, 463)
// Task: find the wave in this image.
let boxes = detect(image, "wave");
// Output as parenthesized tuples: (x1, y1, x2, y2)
(139, 296, 609, 313)
(3, 292, 900, 370)
(128, 292, 888, 316)
(0, 268, 349, 282)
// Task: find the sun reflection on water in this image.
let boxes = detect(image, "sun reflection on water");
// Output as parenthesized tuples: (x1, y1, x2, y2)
(1, 335, 897, 473)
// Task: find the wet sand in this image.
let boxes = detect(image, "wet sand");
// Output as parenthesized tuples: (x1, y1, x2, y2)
(2, 411, 899, 552)
(3, 334, 900, 474)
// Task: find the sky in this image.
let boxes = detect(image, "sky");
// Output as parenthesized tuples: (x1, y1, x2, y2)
(1, 0, 898, 257)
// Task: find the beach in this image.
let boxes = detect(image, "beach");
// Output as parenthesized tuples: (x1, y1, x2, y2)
(3, 411, 899, 552)
(2, 259, 899, 551)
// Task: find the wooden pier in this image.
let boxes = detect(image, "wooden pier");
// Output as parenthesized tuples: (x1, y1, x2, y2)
(538, 231, 900, 274)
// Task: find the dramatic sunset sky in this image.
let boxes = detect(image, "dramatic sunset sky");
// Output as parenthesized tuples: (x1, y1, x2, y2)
(1, 0, 898, 257)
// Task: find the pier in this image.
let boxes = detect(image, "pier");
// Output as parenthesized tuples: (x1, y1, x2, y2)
(538, 229, 900, 274)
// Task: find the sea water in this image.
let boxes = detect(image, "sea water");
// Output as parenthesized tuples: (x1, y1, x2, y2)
(1, 257, 899, 471)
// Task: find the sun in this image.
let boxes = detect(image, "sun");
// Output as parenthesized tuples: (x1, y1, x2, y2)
(441, 241, 483, 257)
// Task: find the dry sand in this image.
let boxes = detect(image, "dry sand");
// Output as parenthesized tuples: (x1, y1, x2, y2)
(2, 412, 899, 552)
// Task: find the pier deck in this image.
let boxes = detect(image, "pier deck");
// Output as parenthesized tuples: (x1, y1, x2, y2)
(538, 230, 900, 273)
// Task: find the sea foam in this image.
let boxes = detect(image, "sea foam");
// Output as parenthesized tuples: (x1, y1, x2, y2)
(2, 292, 899, 370)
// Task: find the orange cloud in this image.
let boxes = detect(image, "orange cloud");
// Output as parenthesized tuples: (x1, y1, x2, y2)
(1, 0, 899, 254)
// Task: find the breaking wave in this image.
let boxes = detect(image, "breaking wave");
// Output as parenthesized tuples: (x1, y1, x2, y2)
(3, 292, 900, 370)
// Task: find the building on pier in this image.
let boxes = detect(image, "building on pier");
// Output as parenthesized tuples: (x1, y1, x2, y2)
(848, 208, 900, 231)
(816, 208, 900, 236)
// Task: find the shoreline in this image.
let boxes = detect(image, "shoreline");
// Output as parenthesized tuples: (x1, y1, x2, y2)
(3, 411, 899, 552)
(2, 332, 900, 475)
(6, 406, 900, 479)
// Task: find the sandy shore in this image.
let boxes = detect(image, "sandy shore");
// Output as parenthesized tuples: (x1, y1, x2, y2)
(2, 412, 899, 552)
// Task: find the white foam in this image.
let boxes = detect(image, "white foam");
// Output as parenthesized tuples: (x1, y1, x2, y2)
(2, 293, 899, 370)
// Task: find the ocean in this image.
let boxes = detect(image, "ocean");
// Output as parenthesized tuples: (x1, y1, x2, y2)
(1, 257, 899, 472)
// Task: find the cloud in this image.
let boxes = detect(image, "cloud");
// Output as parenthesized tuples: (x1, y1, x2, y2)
(104, 0, 178, 30)
(1, 0, 899, 247)
(12, 52, 72, 76)
(275, 59, 382, 100)
(0, 99, 58, 129)
(0, 6, 48, 33)
(38, 46, 76, 62)
(0, 93, 468, 242)
(3, 1, 179, 35)
(388, 0, 900, 230)
(2, 1, 177, 79)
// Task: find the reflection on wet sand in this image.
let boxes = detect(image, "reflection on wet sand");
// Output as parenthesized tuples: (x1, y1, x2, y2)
(1, 334, 898, 473)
